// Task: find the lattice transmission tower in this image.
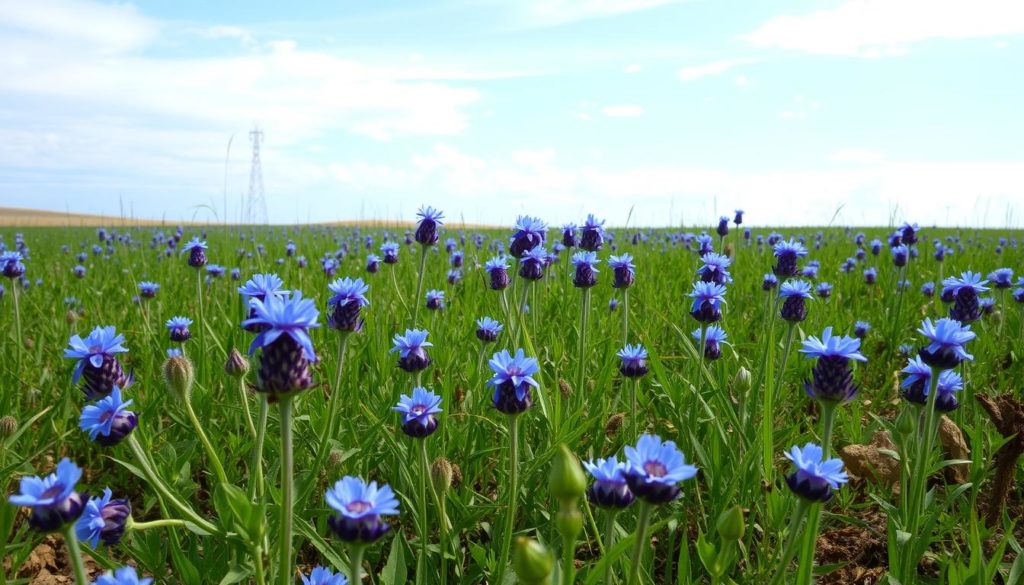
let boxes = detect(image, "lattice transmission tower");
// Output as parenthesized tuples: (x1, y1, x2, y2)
(246, 126, 268, 225)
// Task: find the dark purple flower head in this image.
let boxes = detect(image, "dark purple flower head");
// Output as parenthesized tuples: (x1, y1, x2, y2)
(327, 277, 369, 332)
(244, 292, 320, 398)
(762, 273, 779, 291)
(583, 457, 634, 509)
(390, 329, 433, 372)
(779, 280, 813, 322)
(366, 254, 380, 273)
(519, 246, 548, 281)
(716, 216, 729, 237)
(921, 281, 935, 297)
(138, 281, 159, 299)
(900, 222, 919, 246)
(891, 244, 909, 267)
(623, 434, 697, 504)
(8, 458, 86, 532)
(733, 209, 744, 225)
(485, 257, 511, 290)
(326, 476, 399, 543)
(617, 344, 649, 378)
(165, 316, 192, 343)
(697, 253, 732, 285)
(75, 488, 131, 547)
(425, 289, 445, 311)
(917, 317, 975, 369)
(696, 234, 714, 256)
(510, 216, 547, 258)
(901, 357, 962, 411)
(79, 386, 137, 447)
(181, 237, 208, 268)
(65, 326, 132, 399)
(1, 251, 26, 278)
(562, 223, 577, 248)
(608, 254, 635, 288)
(393, 387, 443, 438)
(799, 327, 866, 402)
(772, 239, 808, 277)
(487, 349, 540, 415)
(475, 317, 503, 343)
(988, 268, 1014, 289)
(381, 242, 400, 264)
(689, 281, 726, 323)
(815, 282, 833, 298)
(571, 251, 600, 288)
(854, 321, 870, 338)
(863, 267, 877, 285)
(415, 206, 444, 246)
(692, 325, 729, 360)
(579, 214, 605, 251)
(943, 271, 989, 323)
(784, 443, 848, 503)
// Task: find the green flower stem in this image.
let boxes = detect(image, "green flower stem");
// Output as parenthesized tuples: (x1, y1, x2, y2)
(627, 502, 652, 585)
(390, 265, 410, 315)
(906, 366, 942, 543)
(495, 414, 520, 585)
(250, 398, 269, 501)
(12, 285, 22, 388)
(251, 542, 268, 585)
(126, 433, 221, 535)
(604, 511, 618, 585)
(412, 245, 429, 327)
(416, 439, 430, 585)
(622, 288, 629, 347)
(349, 543, 366, 585)
(63, 525, 89, 585)
(763, 322, 796, 480)
(196, 270, 206, 386)
(768, 500, 809, 585)
(630, 378, 640, 444)
(129, 518, 187, 531)
(576, 287, 591, 398)
(182, 396, 229, 485)
(562, 530, 577, 585)
(278, 396, 295, 585)
(794, 401, 838, 585)
(239, 379, 257, 441)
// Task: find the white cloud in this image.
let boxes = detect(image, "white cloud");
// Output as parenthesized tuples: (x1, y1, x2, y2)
(678, 58, 757, 81)
(518, 0, 678, 27)
(625, 64, 643, 73)
(0, 0, 157, 54)
(744, 0, 1024, 56)
(601, 105, 645, 117)
(830, 149, 886, 164)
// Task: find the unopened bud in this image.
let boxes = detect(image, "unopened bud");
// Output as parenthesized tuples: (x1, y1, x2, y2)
(163, 355, 195, 401)
(513, 537, 553, 585)
(558, 379, 572, 399)
(733, 367, 752, 394)
(716, 505, 745, 541)
(549, 444, 586, 503)
(65, 310, 79, 324)
(895, 409, 915, 437)
(224, 347, 250, 378)
(431, 457, 454, 494)
(0, 415, 17, 439)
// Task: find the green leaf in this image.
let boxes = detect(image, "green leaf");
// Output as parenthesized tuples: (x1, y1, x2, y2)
(380, 532, 407, 585)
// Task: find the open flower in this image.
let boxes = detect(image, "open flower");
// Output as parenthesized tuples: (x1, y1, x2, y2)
(799, 327, 866, 402)
(390, 329, 433, 372)
(65, 326, 131, 399)
(580, 214, 605, 251)
(583, 457, 634, 509)
(326, 476, 400, 543)
(779, 280, 813, 322)
(181, 237, 208, 268)
(327, 277, 369, 332)
(510, 216, 547, 258)
(93, 567, 153, 585)
(697, 253, 732, 285)
(475, 317, 503, 343)
(8, 458, 86, 532)
(571, 251, 600, 288)
(623, 434, 698, 504)
(784, 443, 848, 502)
(692, 325, 730, 360)
(165, 316, 192, 343)
(608, 254, 635, 288)
(689, 282, 727, 323)
(79, 386, 137, 446)
(243, 292, 320, 398)
(393, 387, 443, 438)
(617, 344, 649, 378)
(917, 317, 975, 369)
(772, 239, 808, 277)
(75, 488, 131, 547)
(415, 206, 444, 246)
(487, 349, 540, 415)
(302, 566, 348, 585)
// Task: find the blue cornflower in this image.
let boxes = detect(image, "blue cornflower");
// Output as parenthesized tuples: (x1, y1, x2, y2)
(623, 434, 698, 504)
(65, 326, 131, 399)
(583, 457, 634, 509)
(510, 215, 547, 257)
(773, 239, 808, 277)
(697, 253, 732, 285)
(206, 264, 225, 278)
(784, 443, 848, 502)
(779, 279, 813, 322)
(943, 271, 990, 323)
(980, 297, 996, 315)
(921, 281, 936, 297)
(181, 237, 208, 268)
(391, 329, 433, 372)
(425, 289, 445, 311)
(75, 488, 131, 547)
(447, 268, 462, 285)
(562, 223, 577, 248)
(138, 281, 159, 299)
(166, 348, 182, 358)
(487, 349, 540, 415)
(900, 222, 919, 245)
(165, 316, 192, 343)
(8, 458, 86, 532)
(891, 244, 909, 267)
(450, 250, 464, 268)
(302, 566, 349, 585)
(800, 265, 819, 279)
(476, 317, 503, 343)
(689, 281, 727, 323)
(366, 254, 381, 273)
(415, 206, 444, 246)
(692, 325, 729, 360)
(243, 292, 320, 397)
(901, 357, 963, 411)
(917, 317, 975, 369)
(326, 476, 400, 543)
(608, 298, 619, 311)
(580, 214, 605, 251)
(485, 256, 511, 290)
(864, 267, 878, 284)
(79, 386, 137, 446)
(238, 273, 288, 301)
(381, 242, 400, 264)
(716, 216, 729, 237)
(393, 387, 443, 438)
(733, 209, 744, 225)
(696, 234, 714, 256)
(608, 253, 636, 288)
(571, 251, 600, 288)
(1, 251, 26, 278)
(870, 239, 883, 255)
(762, 273, 779, 291)
(799, 327, 866, 402)
(72, 265, 86, 278)
(815, 282, 833, 298)
(942, 271, 990, 296)
(617, 343, 649, 378)
(327, 277, 369, 332)
(519, 246, 548, 281)
(92, 567, 153, 585)
(854, 321, 870, 339)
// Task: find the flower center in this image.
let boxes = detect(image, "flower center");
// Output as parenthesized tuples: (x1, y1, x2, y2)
(40, 484, 65, 500)
(410, 405, 427, 416)
(643, 460, 667, 477)
(346, 500, 371, 515)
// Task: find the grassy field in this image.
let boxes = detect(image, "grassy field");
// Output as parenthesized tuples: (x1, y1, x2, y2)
(1, 218, 1022, 585)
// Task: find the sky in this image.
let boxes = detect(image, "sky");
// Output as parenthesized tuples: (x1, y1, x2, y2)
(1, 0, 1023, 227)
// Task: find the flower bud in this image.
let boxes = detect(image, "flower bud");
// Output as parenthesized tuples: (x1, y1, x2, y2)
(163, 355, 195, 401)
(549, 444, 586, 503)
(225, 347, 250, 378)
(0, 415, 17, 439)
(895, 409, 915, 437)
(716, 505, 745, 542)
(431, 457, 454, 494)
(513, 537, 553, 585)
(732, 367, 751, 395)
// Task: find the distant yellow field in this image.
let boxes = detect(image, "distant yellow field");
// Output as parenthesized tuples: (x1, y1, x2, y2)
(0, 206, 495, 229)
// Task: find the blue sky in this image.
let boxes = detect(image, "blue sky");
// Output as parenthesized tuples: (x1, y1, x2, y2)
(1, 0, 1022, 227)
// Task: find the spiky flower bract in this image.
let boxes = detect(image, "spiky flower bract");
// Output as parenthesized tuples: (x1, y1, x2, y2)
(415, 206, 444, 246)
(243, 292, 320, 398)
(510, 216, 547, 258)
(583, 457, 634, 509)
(65, 326, 132, 399)
(519, 246, 548, 281)
(689, 281, 727, 323)
(165, 316, 192, 343)
(393, 387, 443, 438)
(617, 343, 649, 378)
(772, 239, 808, 277)
(799, 327, 866, 402)
(784, 443, 848, 502)
(476, 317, 504, 343)
(485, 256, 511, 290)
(325, 476, 400, 542)
(79, 386, 137, 446)
(327, 277, 369, 332)
(487, 349, 540, 415)
(622, 434, 697, 504)
(8, 458, 86, 532)
(390, 329, 433, 372)
(571, 251, 600, 288)
(181, 237, 208, 268)
(608, 253, 635, 288)
(917, 317, 975, 369)
(75, 488, 131, 547)
(697, 253, 732, 285)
